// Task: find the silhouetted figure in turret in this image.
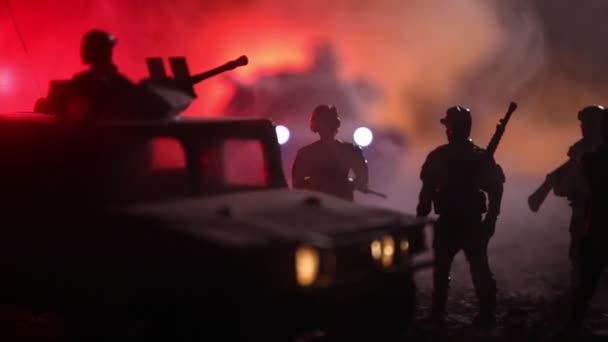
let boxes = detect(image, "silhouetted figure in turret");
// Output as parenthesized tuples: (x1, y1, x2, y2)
(34, 29, 172, 119)
(292, 105, 368, 201)
(66, 29, 171, 119)
(417, 106, 505, 329)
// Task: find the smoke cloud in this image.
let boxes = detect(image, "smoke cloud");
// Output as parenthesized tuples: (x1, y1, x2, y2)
(2, 0, 607, 177)
(3, 0, 607, 298)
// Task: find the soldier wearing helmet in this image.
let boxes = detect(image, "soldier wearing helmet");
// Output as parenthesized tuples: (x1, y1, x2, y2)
(64, 29, 169, 120)
(564, 108, 608, 335)
(417, 105, 505, 329)
(291, 104, 369, 200)
(549, 105, 605, 286)
(80, 29, 117, 69)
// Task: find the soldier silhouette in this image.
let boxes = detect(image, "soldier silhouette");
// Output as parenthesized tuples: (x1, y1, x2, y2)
(62, 29, 170, 119)
(66, 30, 127, 118)
(291, 104, 368, 201)
(551, 105, 604, 285)
(565, 108, 608, 335)
(417, 106, 505, 328)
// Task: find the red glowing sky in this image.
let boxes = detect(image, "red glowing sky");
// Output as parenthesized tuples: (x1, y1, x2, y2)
(0, 1, 321, 117)
(2, 0, 608, 176)
(1, 0, 504, 127)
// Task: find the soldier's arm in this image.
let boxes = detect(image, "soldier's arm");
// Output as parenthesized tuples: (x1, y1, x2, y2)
(553, 142, 584, 197)
(417, 185, 434, 218)
(552, 159, 576, 197)
(485, 163, 505, 220)
(291, 151, 307, 189)
(351, 145, 369, 191)
(416, 153, 436, 217)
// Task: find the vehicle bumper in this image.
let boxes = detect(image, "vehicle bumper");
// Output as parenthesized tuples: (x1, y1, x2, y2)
(248, 267, 418, 336)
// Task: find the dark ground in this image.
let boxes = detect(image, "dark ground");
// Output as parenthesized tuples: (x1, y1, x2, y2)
(5, 165, 608, 341)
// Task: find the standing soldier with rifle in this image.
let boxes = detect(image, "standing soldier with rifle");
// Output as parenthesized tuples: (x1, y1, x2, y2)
(291, 104, 371, 201)
(565, 108, 608, 336)
(528, 105, 604, 286)
(417, 103, 515, 329)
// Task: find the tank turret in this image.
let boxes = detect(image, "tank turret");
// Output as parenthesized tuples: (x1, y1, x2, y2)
(35, 55, 248, 119)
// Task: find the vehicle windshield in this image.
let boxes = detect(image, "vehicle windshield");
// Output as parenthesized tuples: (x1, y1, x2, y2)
(96, 136, 273, 202)
(0, 120, 278, 206)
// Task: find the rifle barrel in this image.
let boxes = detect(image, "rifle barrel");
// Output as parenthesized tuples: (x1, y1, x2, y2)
(486, 102, 517, 158)
(528, 179, 553, 212)
(527, 162, 567, 212)
(362, 189, 388, 199)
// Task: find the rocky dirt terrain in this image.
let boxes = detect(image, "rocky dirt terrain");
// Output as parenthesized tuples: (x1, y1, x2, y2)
(374, 168, 608, 341)
(4, 167, 608, 341)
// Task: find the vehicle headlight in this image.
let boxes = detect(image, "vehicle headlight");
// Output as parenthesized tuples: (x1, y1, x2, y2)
(381, 235, 395, 268)
(354, 127, 373, 147)
(370, 240, 382, 261)
(400, 239, 410, 254)
(275, 125, 290, 145)
(295, 245, 320, 287)
(370, 234, 396, 268)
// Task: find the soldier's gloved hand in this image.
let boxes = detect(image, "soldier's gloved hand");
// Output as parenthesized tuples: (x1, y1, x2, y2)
(483, 215, 498, 238)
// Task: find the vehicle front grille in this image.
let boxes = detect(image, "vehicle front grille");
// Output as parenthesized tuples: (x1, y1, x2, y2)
(333, 242, 376, 280)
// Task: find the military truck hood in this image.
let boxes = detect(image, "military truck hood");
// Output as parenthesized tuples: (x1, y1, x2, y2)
(125, 189, 425, 248)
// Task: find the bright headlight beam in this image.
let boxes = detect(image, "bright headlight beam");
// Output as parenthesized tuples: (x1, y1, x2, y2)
(371, 240, 382, 260)
(295, 245, 320, 287)
(381, 235, 395, 268)
(354, 127, 373, 147)
(400, 239, 410, 252)
(276, 125, 290, 145)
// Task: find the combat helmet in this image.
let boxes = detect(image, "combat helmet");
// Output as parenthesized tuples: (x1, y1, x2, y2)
(310, 104, 341, 133)
(578, 105, 604, 122)
(441, 106, 472, 128)
(81, 29, 117, 65)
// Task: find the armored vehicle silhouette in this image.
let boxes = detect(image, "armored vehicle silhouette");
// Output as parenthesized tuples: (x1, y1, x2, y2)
(0, 55, 427, 340)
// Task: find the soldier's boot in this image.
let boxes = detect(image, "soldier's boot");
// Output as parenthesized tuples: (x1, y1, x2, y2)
(470, 256, 497, 329)
(424, 241, 456, 329)
(568, 232, 582, 290)
(472, 296, 496, 330)
(425, 273, 450, 327)
(566, 261, 602, 335)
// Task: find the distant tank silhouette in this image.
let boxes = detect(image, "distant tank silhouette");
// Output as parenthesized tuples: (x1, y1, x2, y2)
(221, 42, 407, 193)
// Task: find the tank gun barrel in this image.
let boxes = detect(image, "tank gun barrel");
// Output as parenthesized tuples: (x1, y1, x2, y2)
(142, 55, 249, 113)
(190, 55, 248, 85)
